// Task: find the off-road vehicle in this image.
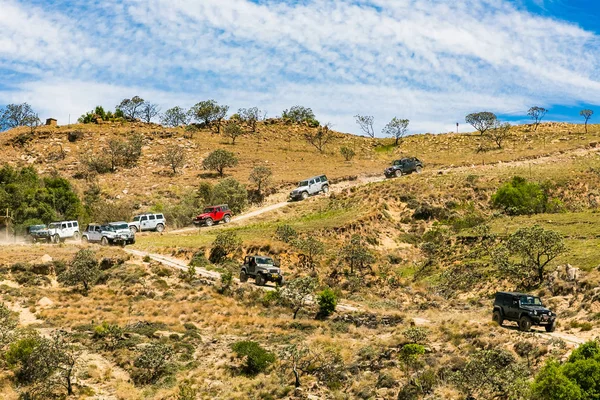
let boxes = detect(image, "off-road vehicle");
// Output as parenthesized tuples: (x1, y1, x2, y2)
(82, 223, 135, 246)
(26, 224, 50, 243)
(240, 255, 284, 286)
(384, 157, 423, 178)
(129, 213, 166, 233)
(47, 220, 80, 243)
(289, 175, 329, 201)
(492, 292, 557, 332)
(193, 205, 232, 227)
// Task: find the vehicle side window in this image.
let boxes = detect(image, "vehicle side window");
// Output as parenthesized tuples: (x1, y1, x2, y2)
(61, 223, 67, 229)
(321, 175, 327, 182)
(157, 214, 164, 219)
(74, 222, 78, 227)
(315, 177, 321, 183)
(309, 179, 315, 185)
(68, 223, 73, 228)
(141, 216, 148, 221)
(149, 215, 156, 220)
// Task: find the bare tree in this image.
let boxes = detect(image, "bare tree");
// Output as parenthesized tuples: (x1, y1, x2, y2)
(160, 106, 190, 127)
(238, 107, 261, 132)
(280, 276, 317, 319)
(0, 103, 39, 131)
(382, 117, 409, 146)
(466, 112, 497, 136)
(162, 144, 186, 174)
(580, 109, 594, 133)
(304, 123, 334, 153)
(140, 102, 160, 123)
(224, 122, 244, 144)
(354, 115, 375, 138)
(486, 121, 512, 149)
(249, 165, 272, 199)
(116, 96, 145, 120)
(527, 107, 547, 132)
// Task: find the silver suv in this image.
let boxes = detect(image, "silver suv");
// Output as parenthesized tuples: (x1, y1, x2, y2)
(289, 175, 329, 201)
(129, 213, 166, 233)
(240, 255, 284, 286)
(82, 223, 135, 246)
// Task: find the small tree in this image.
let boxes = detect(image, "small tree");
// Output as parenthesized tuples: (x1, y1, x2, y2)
(580, 109, 594, 133)
(231, 341, 275, 375)
(160, 106, 190, 127)
(528, 106, 548, 131)
(212, 177, 248, 214)
(304, 123, 334, 153)
(202, 149, 238, 176)
(249, 166, 272, 199)
(282, 106, 317, 124)
(280, 276, 317, 319)
(275, 224, 298, 244)
(354, 114, 375, 138)
(140, 102, 160, 123)
(399, 344, 425, 376)
(238, 107, 261, 132)
(209, 231, 242, 263)
(189, 100, 229, 133)
(133, 343, 174, 384)
(382, 117, 409, 146)
(340, 146, 355, 161)
(117, 96, 145, 120)
(162, 144, 186, 174)
(224, 122, 244, 144)
(340, 234, 375, 275)
(466, 112, 497, 136)
(0, 103, 39, 131)
(279, 344, 319, 387)
(293, 236, 325, 271)
(0, 303, 17, 349)
(316, 288, 337, 318)
(59, 249, 100, 293)
(486, 121, 511, 149)
(491, 176, 547, 215)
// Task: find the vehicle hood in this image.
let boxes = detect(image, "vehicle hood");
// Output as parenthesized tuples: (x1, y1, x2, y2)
(194, 212, 213, 219)
(291, 186, 308, 193)
(257, 263, 281, 272)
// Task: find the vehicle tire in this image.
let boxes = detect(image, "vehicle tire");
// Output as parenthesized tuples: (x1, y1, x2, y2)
(155, 224, 165, 233)
(322, 185, 329, 194)
(223, 215, 231, 223)
(301, 191, 309, 200)
(72, 231, 80, 241)
(545, 321, 557, 332)
(205, 218, 214, 227)
(100, 236, 109, 246)
(255, 274, 265, 286)
(415, 166, 423, 174)
(81, 236, 88, 244)
(519, 316, 532, 332)
(277, 276, 285, 286)
(395, 170, 402, 178)
(52, 234, 60, 244)
(240, 270, 248, 282)
(492, 311, 504, 326)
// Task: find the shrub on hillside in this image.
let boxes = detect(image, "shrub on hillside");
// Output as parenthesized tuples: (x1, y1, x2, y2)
(275, 224, 298, 243)
(492, 176, 550, 215)
(340, 146, 356, 161)
(231, 341, 275, 375)
(58, 249, 100, 294)
(202, 149, 238, 177)
(132, 343, 174, 384)
(211, 178, 248, 214)
(282, 106, 317, 125)
(209, 231, 242, 263)
(316, 288, 337, 318)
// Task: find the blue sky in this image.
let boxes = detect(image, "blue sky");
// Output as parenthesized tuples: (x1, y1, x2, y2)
(0, 0, 599, 135)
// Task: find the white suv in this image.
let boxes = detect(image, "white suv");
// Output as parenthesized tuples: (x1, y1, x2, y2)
(47, 220, 80, 243)
(129, 213, 166, 233)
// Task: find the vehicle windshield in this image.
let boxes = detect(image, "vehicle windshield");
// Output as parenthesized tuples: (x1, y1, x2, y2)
(519, 296, 543, 306)
(203, 208, 215, 213)
(255, 257, 274, 265)
(298, 180, 308, 187)
(30, 225, 46, 231)
(101, 225, 115, 232)
(48, 223, 59, 229)
(133, 216, 140, 222)
(110, 223, 129, 230)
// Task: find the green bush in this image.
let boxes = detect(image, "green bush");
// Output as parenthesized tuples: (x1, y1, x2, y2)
(491, 176, 549, 215)
(212, 178, 248, 214)
(202, 149, 238, 176)
(317, 288, 337, 318)
(275, 224, 298, 243)
(209, 232, 242, 264)
(340, 146, 356, 161)
(231, 341, 275, 375)
(133, 343, 174, 384)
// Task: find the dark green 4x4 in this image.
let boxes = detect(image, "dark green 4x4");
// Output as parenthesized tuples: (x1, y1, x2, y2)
(493, 292, 557, 332)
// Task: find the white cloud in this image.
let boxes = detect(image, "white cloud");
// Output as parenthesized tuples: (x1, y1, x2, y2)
(0, 0, 599, 134)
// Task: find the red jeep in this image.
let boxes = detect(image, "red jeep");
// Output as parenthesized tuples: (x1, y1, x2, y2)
(193, 204, 232, 227)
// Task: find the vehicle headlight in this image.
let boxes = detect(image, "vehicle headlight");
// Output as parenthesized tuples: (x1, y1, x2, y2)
(531, 310, 537, 316)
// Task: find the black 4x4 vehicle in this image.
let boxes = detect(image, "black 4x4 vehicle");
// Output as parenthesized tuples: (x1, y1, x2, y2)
(384, 157, 423, 178)
(493, 292, 557, 332)
(240, 255, 284, 286)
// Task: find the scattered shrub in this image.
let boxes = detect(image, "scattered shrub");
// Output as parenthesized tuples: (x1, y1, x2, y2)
(340, 146, 356, 161)
(316, 288, 337, 318)
(231, 341, 275, 375)
(132, 343, 174, 384)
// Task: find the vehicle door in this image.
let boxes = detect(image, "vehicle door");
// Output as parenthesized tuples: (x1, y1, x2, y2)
(308, 178, 317, 194)
(89, 226, 100, 242)
(508, 296, 520, 319)
(247, 257, 256, 274)
(60, 223, 68, 238)
(140, 215, 149, 231)
(148, 215, 157, 230)
(214, 207, 222, 221)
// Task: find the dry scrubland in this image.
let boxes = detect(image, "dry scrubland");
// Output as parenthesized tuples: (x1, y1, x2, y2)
(1, 121, 600, 399)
